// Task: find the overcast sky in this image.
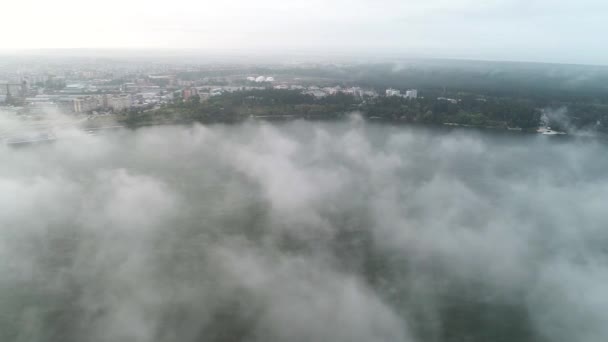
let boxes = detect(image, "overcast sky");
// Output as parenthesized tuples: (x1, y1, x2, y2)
(1, 0, 607, 64)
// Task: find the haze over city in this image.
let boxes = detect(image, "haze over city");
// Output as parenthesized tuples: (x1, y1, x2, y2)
(2, 0, 608, 65)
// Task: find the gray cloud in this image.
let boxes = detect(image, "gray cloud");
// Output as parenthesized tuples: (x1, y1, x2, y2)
(0, 115, 607, 341)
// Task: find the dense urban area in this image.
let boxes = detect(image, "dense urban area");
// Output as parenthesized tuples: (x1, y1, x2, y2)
(2, 56, 608, 143)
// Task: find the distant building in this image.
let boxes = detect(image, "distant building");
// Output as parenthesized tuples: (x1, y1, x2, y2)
(386, 88, 401, 97)
(148, 75, 175, 86)
(255, 76, 266, 83)
(345, 87, 363, 97)
(63, 84, 87, 94)
(305, 90, 328, 98)
(324, 86, 342, 95)
(247, 77, 256, 82)
(363, 90, 379, 97)
(265, 77, 275, 82)
(73, 96, 102, 113)
(437, 97, 458, 104)
(104, 94, 132, 112)
(177, 80, 194, 87)
(405, 89, 418, 99)
(121, 83, 137, 92)
(0, 83, 27, 99)
(182, 87, 199, 101)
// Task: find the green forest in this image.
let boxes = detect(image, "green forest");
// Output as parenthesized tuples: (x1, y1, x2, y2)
(121, 88, 547, 131)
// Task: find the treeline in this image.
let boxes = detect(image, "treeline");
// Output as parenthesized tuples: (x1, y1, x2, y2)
(121, 89, 546, 130)
(362, 95, 540, 129)
(131, 60, 608, 131)
(121, 89, 356, 126)
(342, 62, 608, 105)
(173, 62, 608, 105)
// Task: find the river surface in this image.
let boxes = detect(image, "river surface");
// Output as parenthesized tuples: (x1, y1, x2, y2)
(0, 121, 607, 342)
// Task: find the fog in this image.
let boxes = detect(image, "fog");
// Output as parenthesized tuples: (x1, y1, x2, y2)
(1, 117, 607, 342)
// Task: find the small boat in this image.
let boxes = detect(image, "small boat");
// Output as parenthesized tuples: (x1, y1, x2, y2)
(538, 127, 566, 136)
(3, 131, 57, 147)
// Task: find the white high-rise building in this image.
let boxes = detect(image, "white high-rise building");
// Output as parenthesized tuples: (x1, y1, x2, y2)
(405, 89, 418, 99)
(386, 88, 401, 97)
(73, 96, 102, 113)
(104, 94, 132, 112)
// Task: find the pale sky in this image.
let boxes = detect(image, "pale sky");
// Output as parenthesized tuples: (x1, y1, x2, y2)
(1, 0, 607, 64)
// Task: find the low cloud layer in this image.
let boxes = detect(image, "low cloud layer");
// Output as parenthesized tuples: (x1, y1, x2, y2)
(0, 117, 607, 342)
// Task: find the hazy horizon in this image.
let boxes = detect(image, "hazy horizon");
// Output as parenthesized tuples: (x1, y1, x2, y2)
(2, 0, 608, 65)
(2, 48, 608, 69)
